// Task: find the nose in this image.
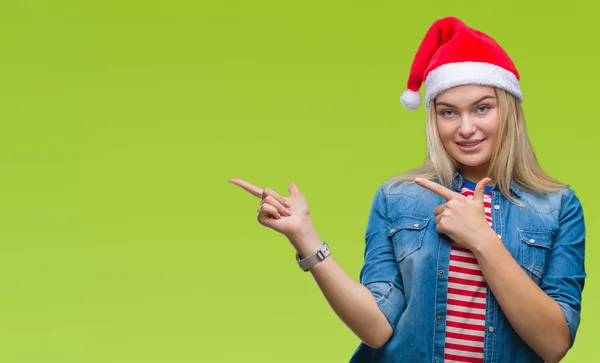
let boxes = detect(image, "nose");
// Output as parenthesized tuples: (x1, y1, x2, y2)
(458, 115, 476, 138)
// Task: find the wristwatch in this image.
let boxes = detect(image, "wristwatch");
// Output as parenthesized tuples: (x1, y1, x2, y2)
(296, 243, 331, 272)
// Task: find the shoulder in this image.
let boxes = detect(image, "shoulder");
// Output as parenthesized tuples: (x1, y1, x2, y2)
(371, 177, 442, 220)
(517, 186, 580, 215)
(380, 177, 430, 199)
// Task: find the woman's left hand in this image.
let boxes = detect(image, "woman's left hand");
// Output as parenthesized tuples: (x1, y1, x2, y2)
(414, 177, 494, 251)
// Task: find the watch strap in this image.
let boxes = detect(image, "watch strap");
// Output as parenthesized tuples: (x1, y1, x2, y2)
(296, 243, 330, 272)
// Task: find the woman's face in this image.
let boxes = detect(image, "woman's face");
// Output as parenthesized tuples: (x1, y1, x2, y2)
(434, 85, 499, 179)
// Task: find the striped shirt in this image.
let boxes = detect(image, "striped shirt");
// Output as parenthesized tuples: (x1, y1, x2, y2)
(443, 182, 492, 363)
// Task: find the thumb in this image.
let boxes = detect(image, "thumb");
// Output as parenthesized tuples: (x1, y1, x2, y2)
(288, 182, 300, 196)
(473, 177, 492, 203)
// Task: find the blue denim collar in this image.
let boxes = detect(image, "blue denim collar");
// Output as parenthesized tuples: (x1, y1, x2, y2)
(451, 170, 522, 198)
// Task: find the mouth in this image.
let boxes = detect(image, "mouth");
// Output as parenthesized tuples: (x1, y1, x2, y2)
(456, 139, 485, 152)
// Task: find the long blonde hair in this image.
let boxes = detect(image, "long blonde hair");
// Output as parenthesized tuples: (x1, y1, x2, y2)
(387, 88, 567, 204)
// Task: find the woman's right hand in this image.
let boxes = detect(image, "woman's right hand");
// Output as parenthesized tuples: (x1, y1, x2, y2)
(229, 178, 313, 243)
(230, 179, 394, 348)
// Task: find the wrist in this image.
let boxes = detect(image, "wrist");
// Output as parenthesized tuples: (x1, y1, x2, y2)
(472, 228, 503, 258)
(288, 219, 322, 258)
(296, 242, 331, 272)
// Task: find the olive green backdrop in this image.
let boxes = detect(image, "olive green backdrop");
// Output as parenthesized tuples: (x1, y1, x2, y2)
(0, 1, 597, 362)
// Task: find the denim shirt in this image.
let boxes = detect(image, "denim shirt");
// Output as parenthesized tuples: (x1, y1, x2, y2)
(349, 172, 586, 363)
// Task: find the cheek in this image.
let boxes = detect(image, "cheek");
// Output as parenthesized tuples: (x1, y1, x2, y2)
(436, 123, 454, 144)
(482, 111, 499, 138)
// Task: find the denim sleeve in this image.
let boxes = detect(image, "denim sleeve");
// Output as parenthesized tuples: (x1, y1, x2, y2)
(358, 185, 406, 330)
(540, 189, 586, 347)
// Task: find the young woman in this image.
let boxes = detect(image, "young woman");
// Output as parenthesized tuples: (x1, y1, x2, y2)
(230, 17, 586, 363)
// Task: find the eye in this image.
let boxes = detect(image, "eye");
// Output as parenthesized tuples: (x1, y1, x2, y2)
(476, 105, 489, 113)
(441, 109, 456, 118)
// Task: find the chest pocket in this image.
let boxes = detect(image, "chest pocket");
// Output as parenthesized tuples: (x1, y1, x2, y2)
(388, 215, 430, 262)
(519, 229, 554, 281)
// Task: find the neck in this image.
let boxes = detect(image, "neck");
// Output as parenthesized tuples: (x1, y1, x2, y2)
(459, 164, 492, 184)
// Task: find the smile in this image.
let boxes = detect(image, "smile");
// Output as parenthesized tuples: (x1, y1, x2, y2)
(456, 139, 485, 151)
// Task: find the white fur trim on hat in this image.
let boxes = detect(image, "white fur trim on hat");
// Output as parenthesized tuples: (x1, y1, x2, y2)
(423, 61, 523, 110)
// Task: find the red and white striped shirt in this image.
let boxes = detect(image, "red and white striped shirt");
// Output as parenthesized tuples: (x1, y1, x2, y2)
(443, 183, 492, 363)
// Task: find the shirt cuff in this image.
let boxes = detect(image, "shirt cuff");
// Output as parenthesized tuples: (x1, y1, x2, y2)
(556, 300, 581, 347)
(365, 281, 406, 329)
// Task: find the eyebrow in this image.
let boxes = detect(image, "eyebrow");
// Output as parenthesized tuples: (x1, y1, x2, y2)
(435, 95, 496, 108)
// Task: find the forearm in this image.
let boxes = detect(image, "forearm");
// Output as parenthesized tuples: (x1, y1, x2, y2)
(473, 232, 570, 362)
(292, 225, 393, 348)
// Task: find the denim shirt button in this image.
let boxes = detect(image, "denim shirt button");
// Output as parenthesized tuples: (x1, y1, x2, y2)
(494, 205, 500, 210)
(529, 239, 536, 244)
(488, 326, 495, 333)
(497, 234, 502, 239)
(438, 269, 444, 276)
(434, 360, 440, 363)
(436, 315, 443, 322)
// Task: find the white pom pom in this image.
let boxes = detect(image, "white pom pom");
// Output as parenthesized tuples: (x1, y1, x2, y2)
(400, 89, 422, 110)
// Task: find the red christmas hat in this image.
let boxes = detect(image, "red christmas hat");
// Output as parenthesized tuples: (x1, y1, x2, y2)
(400, 17, 523, 111)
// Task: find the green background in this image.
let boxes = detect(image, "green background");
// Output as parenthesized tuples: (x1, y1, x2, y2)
(0, 0, 597, 362)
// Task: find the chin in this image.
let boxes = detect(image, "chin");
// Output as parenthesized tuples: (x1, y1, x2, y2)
(457, 159, 487, 167)
(446, 144, 493, 166)
(450, 153, 491, 168)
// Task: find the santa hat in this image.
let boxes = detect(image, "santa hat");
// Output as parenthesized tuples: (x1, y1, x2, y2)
(400, 17, 523, 111)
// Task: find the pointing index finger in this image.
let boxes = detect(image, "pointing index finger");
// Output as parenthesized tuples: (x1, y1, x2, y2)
(229, 178, 263, 198)
(414, 178, 459, 201)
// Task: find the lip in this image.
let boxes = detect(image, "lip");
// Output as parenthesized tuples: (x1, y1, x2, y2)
(456, 139, 485, 152)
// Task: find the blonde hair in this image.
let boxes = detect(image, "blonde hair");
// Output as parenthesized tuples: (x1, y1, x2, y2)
(387, 88, 568, 204)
